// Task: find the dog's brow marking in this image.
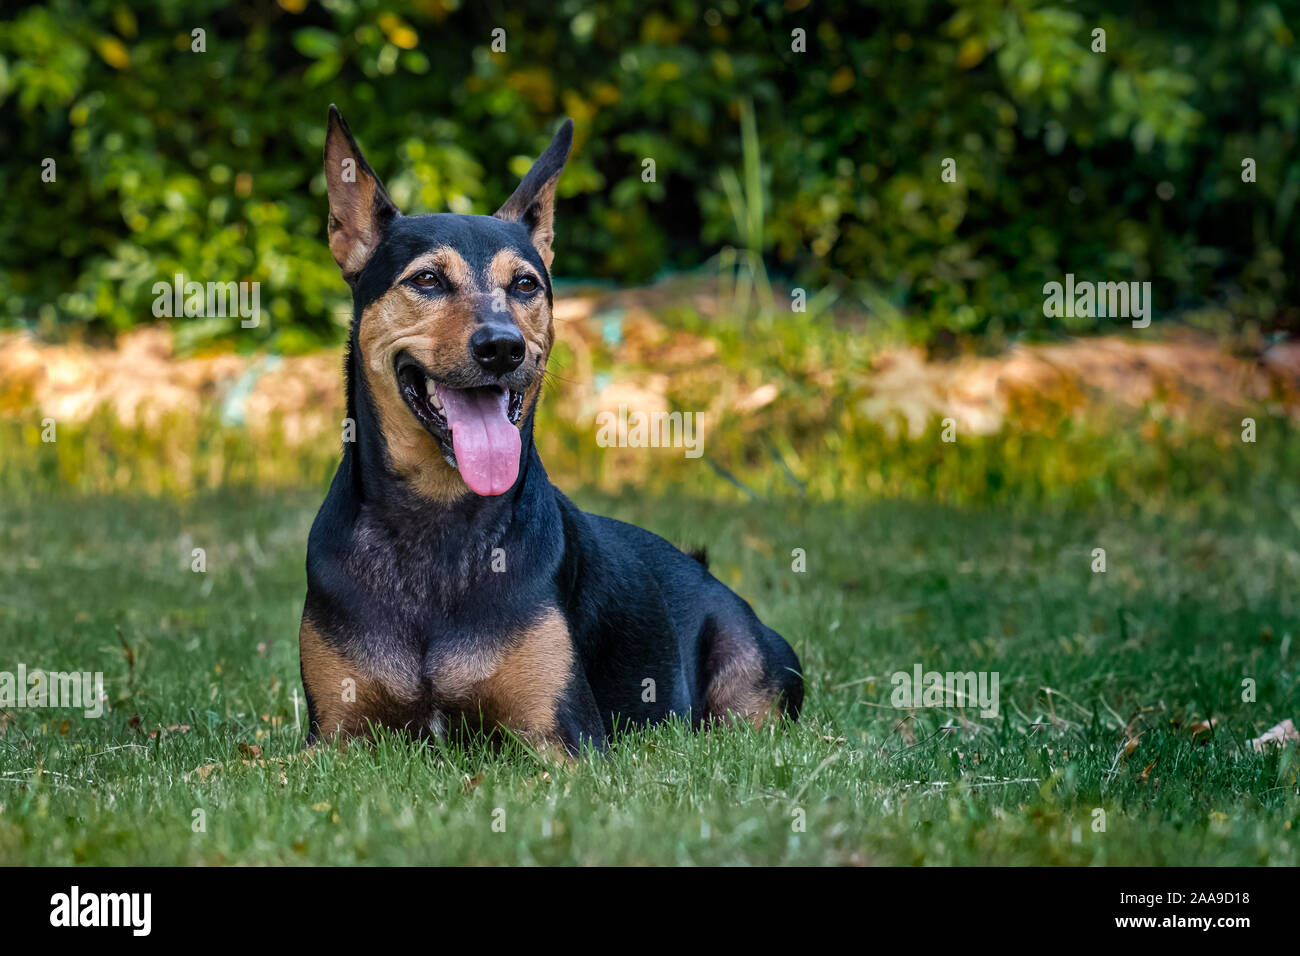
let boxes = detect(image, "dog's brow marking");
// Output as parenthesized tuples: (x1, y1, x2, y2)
(485, 248, 534, 288)
(400, 247, 473, 287)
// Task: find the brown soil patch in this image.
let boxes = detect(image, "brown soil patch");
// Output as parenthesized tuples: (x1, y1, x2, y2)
(3, 285, 1298, 444)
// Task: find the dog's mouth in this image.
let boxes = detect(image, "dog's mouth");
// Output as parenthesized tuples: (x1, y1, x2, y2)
(395, 352, 525, 497)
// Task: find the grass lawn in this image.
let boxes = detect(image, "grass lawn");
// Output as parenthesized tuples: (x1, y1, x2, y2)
(0, 487, 1297, 865)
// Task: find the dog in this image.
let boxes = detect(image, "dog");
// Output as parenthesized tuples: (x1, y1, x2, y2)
(298, 106, 803, 756)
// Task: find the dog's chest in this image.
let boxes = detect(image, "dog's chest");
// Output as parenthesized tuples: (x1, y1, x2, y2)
(350, 607, 573, 741)
(334, 508, 573, 739)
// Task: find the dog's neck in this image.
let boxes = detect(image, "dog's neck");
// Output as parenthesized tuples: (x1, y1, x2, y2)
(339, 343, 552, 557)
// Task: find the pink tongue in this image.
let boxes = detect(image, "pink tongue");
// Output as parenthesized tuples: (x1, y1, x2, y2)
(436, 386, 520, 496)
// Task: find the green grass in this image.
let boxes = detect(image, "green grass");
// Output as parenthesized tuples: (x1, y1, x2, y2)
(1, 488, 1298, 865)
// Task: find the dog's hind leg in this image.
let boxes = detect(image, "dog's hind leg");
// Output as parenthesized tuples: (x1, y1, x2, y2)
(698, 613, 803, 727)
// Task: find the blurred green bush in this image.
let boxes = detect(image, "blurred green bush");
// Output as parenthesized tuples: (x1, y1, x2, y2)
(1, 0, 1297, 350)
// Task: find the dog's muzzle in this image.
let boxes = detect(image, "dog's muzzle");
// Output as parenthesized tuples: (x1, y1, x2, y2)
(394, 351, 527, 496)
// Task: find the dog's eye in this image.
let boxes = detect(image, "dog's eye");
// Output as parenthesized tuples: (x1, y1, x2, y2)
(410, 270, 441, 289)
(514, 275, 538, 293)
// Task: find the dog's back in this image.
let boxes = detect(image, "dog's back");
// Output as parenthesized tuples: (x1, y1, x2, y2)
(554, 493, 804, 735)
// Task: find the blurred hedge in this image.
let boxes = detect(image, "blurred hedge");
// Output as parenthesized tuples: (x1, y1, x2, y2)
(1, 0, 1297, 350)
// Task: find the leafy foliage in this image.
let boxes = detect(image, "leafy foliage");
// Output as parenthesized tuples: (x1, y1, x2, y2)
(1, 0, 1297, 348)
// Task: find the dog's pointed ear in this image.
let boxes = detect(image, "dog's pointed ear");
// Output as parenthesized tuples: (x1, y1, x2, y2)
(324, 105, 399, 280)
(494, 119, 573, 271)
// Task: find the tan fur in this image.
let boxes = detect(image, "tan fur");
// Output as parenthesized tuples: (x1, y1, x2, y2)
(486, 247, 552, 425)
(428, 608, 573, 744)
(324, 135, 382, 274)
(495, 185, 560, 270)
(305, 610, 574, 747)
(704, 638, 781, 728)
(299, 619, 420, 739)
(476, 608, 573, 738)
(486, 248, 552, 351)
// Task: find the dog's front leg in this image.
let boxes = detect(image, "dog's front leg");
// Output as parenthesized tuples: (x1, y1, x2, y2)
(470, 609, 606, 758)
(552, 673, 607, 757)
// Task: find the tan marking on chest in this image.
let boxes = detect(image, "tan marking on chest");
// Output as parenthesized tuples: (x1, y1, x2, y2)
(303, 609, 574, 746)
(299, 618, 422, 740)
(430, 608, 573, 741)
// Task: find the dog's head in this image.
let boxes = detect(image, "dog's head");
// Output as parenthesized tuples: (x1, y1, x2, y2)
(324, 105, 571, 499)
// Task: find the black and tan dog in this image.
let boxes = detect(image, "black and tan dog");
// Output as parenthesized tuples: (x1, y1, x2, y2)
(299, 106, 803, 756)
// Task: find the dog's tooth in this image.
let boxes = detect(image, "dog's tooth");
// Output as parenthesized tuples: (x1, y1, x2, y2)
(427, 379, 443, 410)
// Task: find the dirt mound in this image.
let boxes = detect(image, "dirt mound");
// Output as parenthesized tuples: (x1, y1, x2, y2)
(3, 291, 1297, 446)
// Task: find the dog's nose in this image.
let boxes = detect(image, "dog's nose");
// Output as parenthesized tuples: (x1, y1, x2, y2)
(469, 325, 526, 375)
